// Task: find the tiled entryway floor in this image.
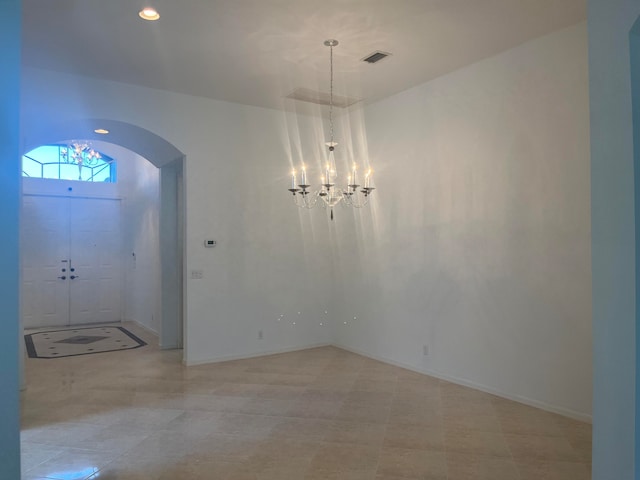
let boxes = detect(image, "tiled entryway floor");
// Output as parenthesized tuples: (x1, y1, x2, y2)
(21, 323, 591, 479)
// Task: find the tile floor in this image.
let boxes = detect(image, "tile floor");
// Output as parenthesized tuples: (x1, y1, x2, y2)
(21, 323, 591, 479)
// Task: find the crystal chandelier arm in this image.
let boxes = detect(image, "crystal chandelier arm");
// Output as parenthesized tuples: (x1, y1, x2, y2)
(341, 186, 374, 208)
(292, 189, 320, 209)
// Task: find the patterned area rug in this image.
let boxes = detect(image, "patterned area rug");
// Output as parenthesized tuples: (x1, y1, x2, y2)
(25, 326, 147, 359)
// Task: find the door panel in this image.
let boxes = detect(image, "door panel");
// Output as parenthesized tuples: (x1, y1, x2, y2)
(22, 196, 69, 328)
(21, 195, 123, 328)
(69, 198, 122, 324)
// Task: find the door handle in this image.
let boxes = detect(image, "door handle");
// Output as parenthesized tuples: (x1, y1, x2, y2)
(57, 276, 66, 280)
(70, 275, 79, 280)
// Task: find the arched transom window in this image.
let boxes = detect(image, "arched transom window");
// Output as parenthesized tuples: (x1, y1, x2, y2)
(22, 143, 117, 183)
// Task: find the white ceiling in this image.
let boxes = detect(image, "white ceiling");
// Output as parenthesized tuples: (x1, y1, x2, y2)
(22, 0, 586, 113)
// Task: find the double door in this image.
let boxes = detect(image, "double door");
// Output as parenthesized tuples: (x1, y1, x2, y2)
(22, 195, 123, 328)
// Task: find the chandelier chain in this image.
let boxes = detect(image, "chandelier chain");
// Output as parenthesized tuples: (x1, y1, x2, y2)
(329, 42, 334, 145)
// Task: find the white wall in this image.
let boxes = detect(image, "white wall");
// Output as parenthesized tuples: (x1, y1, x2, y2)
(588, 0, 639, 476)
(115, 144, 161, 334)
(332, 23, 592, 420)
(21, 71, 335, 365)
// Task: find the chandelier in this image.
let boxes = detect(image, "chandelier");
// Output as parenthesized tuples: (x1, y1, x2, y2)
(60, 141, 103, 180)
(287, 39, 375, 220)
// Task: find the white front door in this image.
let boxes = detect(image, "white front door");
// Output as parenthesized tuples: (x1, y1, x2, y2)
(22, 195, 123, 328)
(22, 195, 70, 328)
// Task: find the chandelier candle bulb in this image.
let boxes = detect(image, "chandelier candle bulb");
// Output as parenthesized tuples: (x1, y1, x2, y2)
(301, 167, 307, 186)
(291, 171, 296, 189)
(352, 165, 357, 186)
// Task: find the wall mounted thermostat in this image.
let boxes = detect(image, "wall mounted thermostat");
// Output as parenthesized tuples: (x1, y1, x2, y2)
(204, 239, 217, 248)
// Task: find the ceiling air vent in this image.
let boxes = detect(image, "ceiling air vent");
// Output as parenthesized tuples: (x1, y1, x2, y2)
(362, 51, 391, 64)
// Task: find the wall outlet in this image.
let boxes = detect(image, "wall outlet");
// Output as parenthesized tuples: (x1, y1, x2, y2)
(191, 269, 204, 279)
(258, 330, 263, 340)
(423, 344, 429, 356)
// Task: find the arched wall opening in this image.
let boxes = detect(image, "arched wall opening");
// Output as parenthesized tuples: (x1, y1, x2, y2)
(20, 119, 186, 359)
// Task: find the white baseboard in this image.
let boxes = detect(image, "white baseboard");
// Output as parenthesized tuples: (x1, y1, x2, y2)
(184, 343, 331, 366)
(333, 342, 592, 424)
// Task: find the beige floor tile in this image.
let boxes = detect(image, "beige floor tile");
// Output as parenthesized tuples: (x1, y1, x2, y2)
(443, 395, 495, 411)
(21, 422, 107, 448)
(213, 383, 266, 397)
(286, 399, 344, 419)
(376, 446, 448, 479)
(554, 416, 592, 462)
(388, 406, 443, 427)
(257, 384, 306, 399)
(351, 378, 398, 393)
(334, 403, 391, 424)
(306, 468, 377, 479)
(123, 429, 202, 459)
(269, 417, 333, 440)
(25, 448, 119, 480)
(309, 443, 380, 473)
(392, 388, 441, 404)
(237, 397, 296, 416)
(21, 325, 591, 480)
(505, 433, 581, 462)
(156, 459, 252, 480)
(324, 420, 387, 446)
(21, 442, 67, 473)
(444, 427, 511, 457)
(184, 394, 252, 412)
(442, 412, 502, 432)
(516, 459, 591, 480)
(185, 433, 261, 463)
(497, 410, 564, 437)
(446, 452, 520, 480)
(214, 413, 282, 437)
(383, 423, 445, 451)
(274, 373, 318, 386)
(90, 454, 176, 480)
(70, 424, 152, 454)
(161, 410, 224, 436)
(300, 388, 350, 403)
(251, 437, 320, 463)
(344, 390, 394, 407)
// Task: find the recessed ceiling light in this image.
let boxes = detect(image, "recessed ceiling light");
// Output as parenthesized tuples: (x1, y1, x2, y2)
(138, 7, 159, 21)
(94, 128, 109, 135)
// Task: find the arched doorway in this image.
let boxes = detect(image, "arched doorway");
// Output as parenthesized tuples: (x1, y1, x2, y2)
(20, 119, 186, 358)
